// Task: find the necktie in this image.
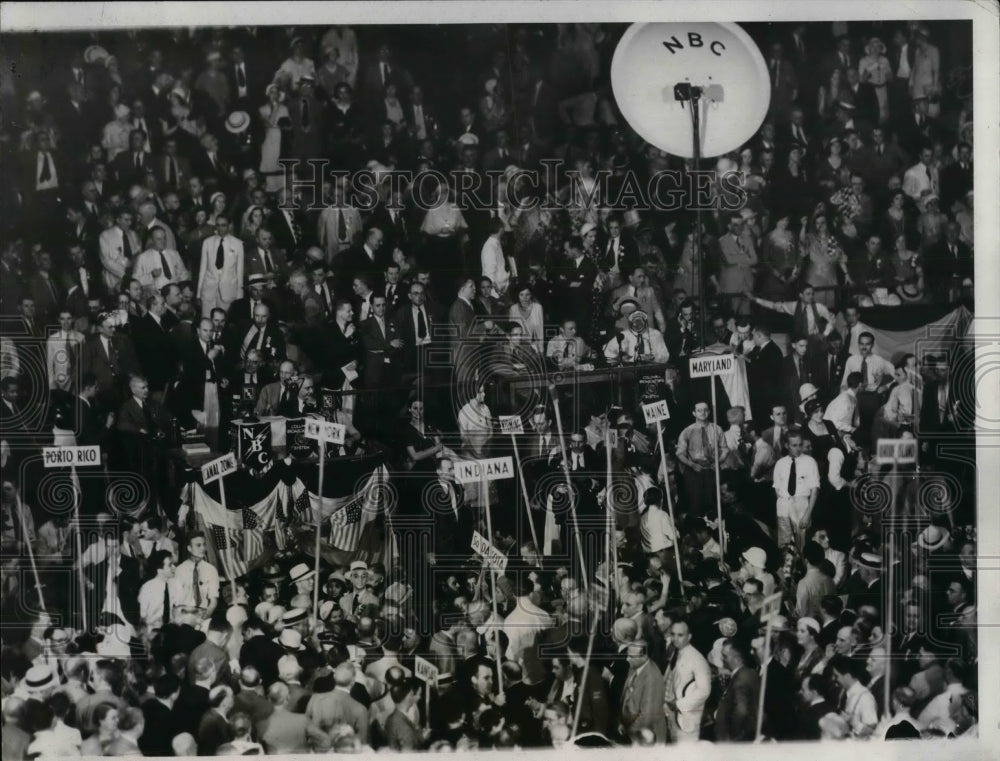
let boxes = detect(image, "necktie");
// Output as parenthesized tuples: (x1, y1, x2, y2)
(417, 309, 427, 340)
(65, 334, 74, 370)
(386, 284, 394, 302)
(563, 341, 570, 358)
(861, 357, 869, 387)
(159, 251, 172, 280)
(338, 210, 347, 242)
(635, 334, 645, 358)
(237, 65, 246, 88)
(261, 249, 272, 273)
(46, 276, 57, 302)
(122, 231, 133, 259)
(165, 157, 174, 186)
(668, 650, 679, 671)
(163, 581, 171, 624)
(134, 153, 141, 171)
(700, 425, 710, 460)
(538, 435, 545, 456)
(788, 456, 797, 496)
(216, 239, 225, 269)
(209, 152, 216, 169)
(39, 153, 52, 183)
(192, 560, 202, 607)
(878, 145, 883, 156)
(302, 99, 310, 129)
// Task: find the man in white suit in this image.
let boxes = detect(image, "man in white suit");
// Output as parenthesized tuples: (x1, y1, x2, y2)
(317, 182, 363, 264)
(197, 216, 244, 317)
(99, 208, 142, 292)
(132, 227, 190, 290)
(47, 309, 85, 392)
(663, 618, 711, 742)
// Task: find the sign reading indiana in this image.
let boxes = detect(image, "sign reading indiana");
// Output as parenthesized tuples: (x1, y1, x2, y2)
(453, 457, 515, 485)
(239, 421, 273, 477)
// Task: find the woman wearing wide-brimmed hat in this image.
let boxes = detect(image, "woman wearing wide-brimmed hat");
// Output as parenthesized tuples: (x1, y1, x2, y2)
(859, 37, 893, 124)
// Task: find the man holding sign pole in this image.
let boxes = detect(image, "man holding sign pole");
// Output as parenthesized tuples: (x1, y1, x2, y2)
(676, 402, 728, 519)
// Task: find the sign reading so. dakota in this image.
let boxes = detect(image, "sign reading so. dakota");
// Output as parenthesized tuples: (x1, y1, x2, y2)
(471, 530, 509, 572)
(42, 445, 101, 468)
(453, 456, 515, 484)
(688, 353, 736, 378)
(498, 415, 524, 434)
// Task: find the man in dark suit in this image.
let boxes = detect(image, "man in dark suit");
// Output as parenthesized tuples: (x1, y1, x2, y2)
(715, 639, 761, 741)
(228, 276, 275, 333)
(139, 674, 183, 758)
(229, 45, 263, 109)
(368, 192, 412, 256)
(235, 302, 285, 364)
(598, 215, 640, 276)
(81, 313, 140, 409)
(926, 221, 972, 303)
(110, 129, 153, 190)
(939, 142, 973, 210)
(815, 331, 847, 402)
(528, 76, 559, 147)
(747, 326, 785, 427)
(338, 227, 386, 296)
(26, 251, 63, 326)
(382, 263, 405, 314)
(797, 673, 832, 740)
(843, 68, 880, 131)
(780, 336, 815, 416)
(322, 300, 361, 388)
(116, 374, 173, 438)
(425, 459, 473, 563)
(895, 96, 938, 161)
(177, 318, 226, 425)
(21, 131, 66, 231)
(555, 236, 598, 337)
(133, 293, 179, 401)
(360, 294, 402, 389)
(156, 137, 192, 192)
(244, 227, 288, 283)
(393, 280, 434, 376)
(75, 373, 110, 446)
(269, 188, 308, 259)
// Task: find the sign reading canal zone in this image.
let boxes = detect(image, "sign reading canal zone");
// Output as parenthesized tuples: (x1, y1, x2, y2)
(471, 530, 509, 571)
(689, 353, 737, 378)
(453, 456, 515, 485)
(201, 452, 238, 485)
(42, 445, 101, 468)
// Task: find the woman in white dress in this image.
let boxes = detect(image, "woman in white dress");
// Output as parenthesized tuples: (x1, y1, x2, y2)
(259, 84, 289, 194)
(508, 284, 545, 352)
(320, 26, 359, 88)
(458, 384, 493, 458)
(859, 38, 894, 124)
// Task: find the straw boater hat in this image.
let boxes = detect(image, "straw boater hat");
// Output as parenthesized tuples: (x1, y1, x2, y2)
(275, 629, 305, 651)
(225, 111, 250, 134)
(23, 665, 56, 696)
(281, 607, 309, 628)
(84, 45, 110, 65)
(289, 563, 315, 584)
(742, 546, 767, 569)
(915, 524, 951, 552)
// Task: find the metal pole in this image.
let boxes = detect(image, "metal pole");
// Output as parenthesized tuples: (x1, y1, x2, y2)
(710, 377, 725, 555)
(72, 464, 87, 631)
(15, 489, 46, 613)
(656, 420, 685, 596)
(218, 476, 236, 601)
(691, 91, 707, 352)
(604, 427, 616, 592)
(570, 614, 600, 739)
(482, 474, 504, 696)
(510, 434, 541, 553)
(549, 384, 589, 591)
(313, 440, 325, 624)
(755, 616, 774, 741)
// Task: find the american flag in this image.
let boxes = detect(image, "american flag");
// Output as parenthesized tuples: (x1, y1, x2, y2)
(207, 524, 251, 580)
(290, 466, 388, 553)
(242, 508, 265, 561)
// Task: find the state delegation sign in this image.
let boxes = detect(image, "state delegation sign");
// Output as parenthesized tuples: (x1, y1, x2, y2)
(471, 530, 509, 572)
(688, 353, 736, 378)
(42, 445, 101, 468)
(453, 456, 514, 485)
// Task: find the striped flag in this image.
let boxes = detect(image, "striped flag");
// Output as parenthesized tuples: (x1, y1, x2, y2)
(207, 524, 252, 580)
(290, 466, 388, 553)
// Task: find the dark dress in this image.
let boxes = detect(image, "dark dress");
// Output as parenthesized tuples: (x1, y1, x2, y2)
(402, 423, 438, 473)
(803, 419, 841, 465)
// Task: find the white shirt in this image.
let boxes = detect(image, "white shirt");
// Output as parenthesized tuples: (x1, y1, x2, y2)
(36, 151, 59, 190)
(903, 162, 935, 200)
(756, 298, 834, 335)
(411, 305, 430, 345)
(412, 103, 426, 140)
(138, 576, 173, 630)
(841, 352, 894, 391)
(603, 329, 670, 363)
(884, 381, 917, 423)
(480, 236, 509, 293)
(842, 680, 878, 737)
(133, 247, 189, 288)
(172, 557, 220, 609)
(772, 453, 820, 499)
(665, 644, 712, 714)
(824, 390, 858, 433)
(639, 503, 675, 553)
(503, 596, 553, 662)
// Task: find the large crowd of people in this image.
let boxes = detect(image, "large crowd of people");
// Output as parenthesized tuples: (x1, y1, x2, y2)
(0, 19, 979, 755)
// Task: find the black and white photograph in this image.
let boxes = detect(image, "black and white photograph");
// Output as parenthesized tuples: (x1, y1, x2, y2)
(0, 1, 996, 758)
